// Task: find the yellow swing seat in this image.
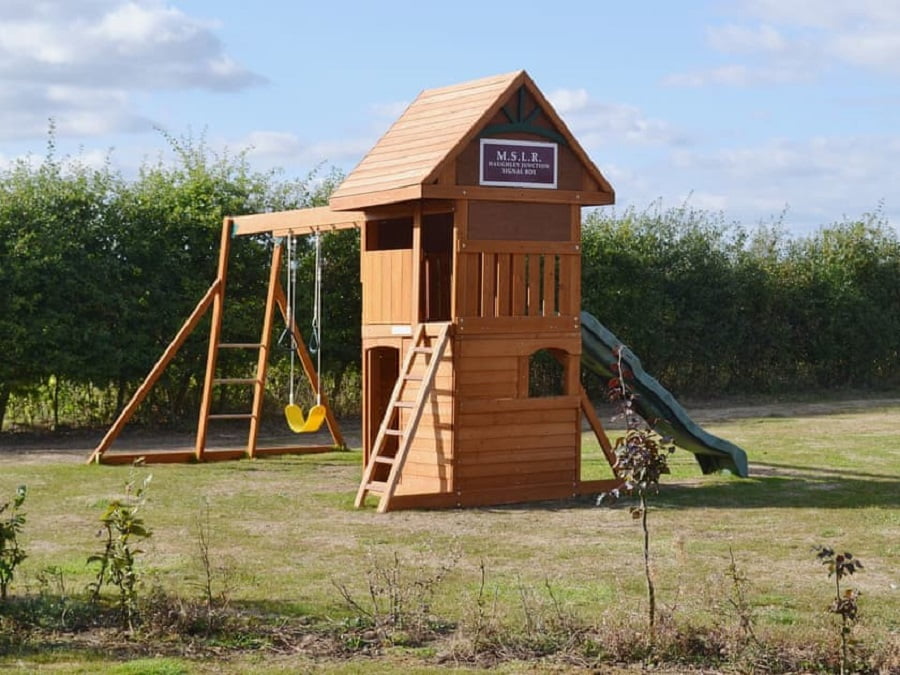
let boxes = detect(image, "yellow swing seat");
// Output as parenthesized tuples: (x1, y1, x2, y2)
(284, 402, 326, 433)
(283, 230, 327, 436)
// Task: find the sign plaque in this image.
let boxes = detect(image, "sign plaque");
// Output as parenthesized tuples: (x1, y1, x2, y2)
(479, 138, 558, 189)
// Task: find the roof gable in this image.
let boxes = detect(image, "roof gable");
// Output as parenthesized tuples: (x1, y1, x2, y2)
(329, 70, 613, 210)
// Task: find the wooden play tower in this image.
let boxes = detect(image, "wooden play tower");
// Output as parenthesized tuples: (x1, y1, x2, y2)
(337, 70, 618, 510)
(89, 70, 621, 511)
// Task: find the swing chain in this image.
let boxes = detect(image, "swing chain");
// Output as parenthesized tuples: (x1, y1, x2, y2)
(309, 232, 322, 356)
(278, 235, 300, 351)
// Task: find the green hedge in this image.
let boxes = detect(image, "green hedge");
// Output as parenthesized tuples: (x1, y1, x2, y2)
(581, 203, 900, 397)
(2, 136, 898, 430)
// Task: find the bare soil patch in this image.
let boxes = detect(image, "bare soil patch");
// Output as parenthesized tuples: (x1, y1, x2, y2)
(3, 396, 899, 464)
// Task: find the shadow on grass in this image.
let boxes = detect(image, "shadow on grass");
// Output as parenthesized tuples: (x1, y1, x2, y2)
(660, 469, 900, 509)
(475, 465, 899, 513)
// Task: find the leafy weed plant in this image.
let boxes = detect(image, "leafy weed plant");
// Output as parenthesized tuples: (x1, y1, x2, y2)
(816, 546, 863, 675)
(88, 467, 153, 632)
(0, 485, 27, 601)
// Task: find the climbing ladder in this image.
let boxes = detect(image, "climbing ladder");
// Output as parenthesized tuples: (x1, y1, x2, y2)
(355, 322, 450, 513)
(195, 236, 342, 459)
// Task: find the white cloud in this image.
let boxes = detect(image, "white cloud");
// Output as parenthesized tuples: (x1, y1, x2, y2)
(234, 99, 415, 171)
(832, 31, 900, 72)
(656, 135, 900, 228)
(0, 83, 152, 141)
(663, 64, 809, 87)
(739, 0, 900, 31)
(547, 88, 590, 114)
(707, 23, 788, 54)
(548, 88, 685, 147)
(239, 130, 372, 168)
(0, 1, 263, 141)
(666, 0, 900, 87)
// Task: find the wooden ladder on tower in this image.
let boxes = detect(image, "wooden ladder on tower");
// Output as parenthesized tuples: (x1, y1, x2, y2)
(355, 322, 450, 513)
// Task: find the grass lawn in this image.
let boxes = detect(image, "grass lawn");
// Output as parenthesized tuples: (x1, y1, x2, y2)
(0, 399, 897, 673)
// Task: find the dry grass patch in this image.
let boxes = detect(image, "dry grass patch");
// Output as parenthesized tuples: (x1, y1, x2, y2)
(0, 399, 898, 672)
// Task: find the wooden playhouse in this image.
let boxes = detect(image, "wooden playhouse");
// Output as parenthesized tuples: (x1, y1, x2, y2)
(335, 70, 619, 510)
(88, 70, 621, 511)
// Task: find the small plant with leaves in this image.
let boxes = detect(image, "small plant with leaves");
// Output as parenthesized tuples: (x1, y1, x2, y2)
(0, 485, 27, 602)
(88, 468, 152, 632)
(598, 348, 675, 640)
(816, 546, 864, 675)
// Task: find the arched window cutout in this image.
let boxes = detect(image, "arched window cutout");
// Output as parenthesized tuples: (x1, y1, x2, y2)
(528, 348, 566, 397)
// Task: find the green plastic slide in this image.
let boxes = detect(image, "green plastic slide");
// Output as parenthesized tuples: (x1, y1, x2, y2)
(581, 311, 749, 477)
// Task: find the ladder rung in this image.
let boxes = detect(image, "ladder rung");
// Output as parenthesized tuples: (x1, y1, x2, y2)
(393, 401, 415, 409)
(366, 481, 388, 493)
(384, 429, 403, 437)
(374, 456, 395, 464)
(219, 343, 263, 349)
(208, 413, 254, 420)
(412, 347, 433, 354)
(213, 378, 258, 385)
(404, 375, 423, 381)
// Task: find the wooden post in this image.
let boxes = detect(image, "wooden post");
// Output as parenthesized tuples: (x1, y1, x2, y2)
(452, 199, 467, 321)
(195, 219, 233, 460)
(246, 241, 283, 457)
(580, 386, 616, 467)
(411, 203, 422, 325)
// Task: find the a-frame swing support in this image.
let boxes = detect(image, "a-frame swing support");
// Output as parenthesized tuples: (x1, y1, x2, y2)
(87, 214, 353, 465)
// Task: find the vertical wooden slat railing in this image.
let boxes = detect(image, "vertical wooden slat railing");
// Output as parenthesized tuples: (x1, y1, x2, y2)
(455, 247, 579, 320)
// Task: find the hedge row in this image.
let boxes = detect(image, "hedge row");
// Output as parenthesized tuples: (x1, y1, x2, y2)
(2, 138, 898, 430)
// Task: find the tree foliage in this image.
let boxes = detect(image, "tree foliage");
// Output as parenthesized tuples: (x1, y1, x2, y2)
(2, 131, 898, 431)
(0, 129, 351, 430)
(581, 202, 900, 398)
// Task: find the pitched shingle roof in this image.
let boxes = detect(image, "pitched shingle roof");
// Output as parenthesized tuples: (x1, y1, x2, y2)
(329, 70, 612, 210)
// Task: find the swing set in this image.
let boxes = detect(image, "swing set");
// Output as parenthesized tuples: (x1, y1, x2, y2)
(88, 208, 363, 465)
(282, 231, 326, 433)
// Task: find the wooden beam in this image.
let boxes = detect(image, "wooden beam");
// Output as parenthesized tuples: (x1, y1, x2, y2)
(95, 445, 338, 465)
(230, 206, 365, 237)
(451, 198, 469, 320)
(411, 203, 422, 324)
(195, 221, 233, 460)
(246, 242, 282, 457)
(458, 240, 579, 255)
(328, 185, 423, 211)
(580, 387, 616, 468)
(422, 184, 615, 206)
(364, 200, 455, 220)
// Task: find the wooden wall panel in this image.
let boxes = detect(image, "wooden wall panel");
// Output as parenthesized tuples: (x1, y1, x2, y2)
(361, 250, 412, 324)
(456, 459, 575, 479)
(452, 388, 579, 496)
(467, 201, 571, 241)
(393, 330, 455, 497)
(460, 470, 574, 492)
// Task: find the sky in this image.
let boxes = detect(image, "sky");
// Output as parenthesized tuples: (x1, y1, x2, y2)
(2, 0, 899, 236)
